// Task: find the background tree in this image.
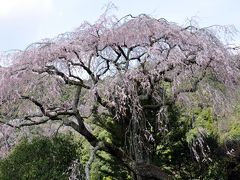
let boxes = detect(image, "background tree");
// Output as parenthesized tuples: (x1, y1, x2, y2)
(0, 135, 80, 180)
(0, 11, 238, 179)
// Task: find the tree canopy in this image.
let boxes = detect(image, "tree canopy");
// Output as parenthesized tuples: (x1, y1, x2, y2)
(0, 12, 239, 179)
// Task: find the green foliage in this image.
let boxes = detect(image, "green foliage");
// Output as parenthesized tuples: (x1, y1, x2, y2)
(205, 71, 226, 93)
(221, 104, 240, 142)
(223, 121, 240, 141)
(74, 89, 240, 179)
(0, 135, 79, 180)
(2, 85, 239, 180)
(79, 117, 130, 180)
(150, 104, 233, 179)
(152, 105, 191, 178)
(186, 107, 217, 144)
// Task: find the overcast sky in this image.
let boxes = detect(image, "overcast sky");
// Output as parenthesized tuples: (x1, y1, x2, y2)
(0, 0, 239, 51)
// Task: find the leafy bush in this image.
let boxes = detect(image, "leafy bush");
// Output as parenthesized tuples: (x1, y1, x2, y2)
(0, 135, 79, 180)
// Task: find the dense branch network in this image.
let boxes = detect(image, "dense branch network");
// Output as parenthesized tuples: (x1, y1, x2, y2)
(0, 13, 237, 179)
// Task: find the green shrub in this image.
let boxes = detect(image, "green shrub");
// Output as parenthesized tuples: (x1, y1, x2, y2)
(0, 135, 79, 180)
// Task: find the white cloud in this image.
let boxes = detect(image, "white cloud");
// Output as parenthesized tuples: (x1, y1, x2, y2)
(0, 0, 53, 17)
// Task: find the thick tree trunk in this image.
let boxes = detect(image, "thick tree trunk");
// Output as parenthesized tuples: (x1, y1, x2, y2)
(68, 117, 172, 179)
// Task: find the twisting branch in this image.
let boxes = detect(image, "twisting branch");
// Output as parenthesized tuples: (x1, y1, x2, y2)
(72, 51, 98, 83)
(0, 117, 49, 129)
(21, 95, 75, 116)
(85, 142, 103, 180)
(21, 95, 46, 115)
(93, 87, 115, 112)
(32, 65, 90, 88)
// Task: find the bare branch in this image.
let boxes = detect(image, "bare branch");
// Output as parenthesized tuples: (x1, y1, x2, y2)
(21, 95, 46, 115)
(85, 142, 103, 180)
(33, 66, 90, 88)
